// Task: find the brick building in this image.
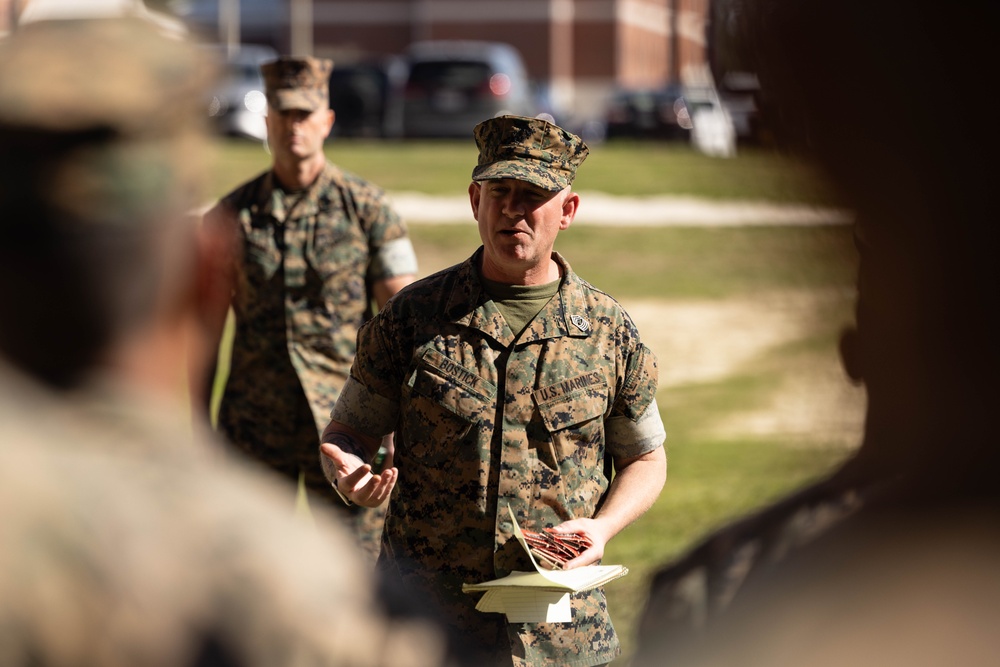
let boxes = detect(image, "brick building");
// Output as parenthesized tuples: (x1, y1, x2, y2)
(185, 0, 713, 125)
(313, 0, 709, 117)
(2, 0, 714, 126)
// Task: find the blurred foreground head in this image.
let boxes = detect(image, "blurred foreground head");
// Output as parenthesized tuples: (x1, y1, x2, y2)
(633, 4, 1000, 664)
(0, 17, 215, 388)
(736, 0, 999, 489)
(633, 7, 1000, 666)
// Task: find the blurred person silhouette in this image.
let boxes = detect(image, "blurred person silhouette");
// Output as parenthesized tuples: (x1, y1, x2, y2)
(200, 55, 417, 563)
(0, 16, 450, 667)
(633, 0, 1000, 665)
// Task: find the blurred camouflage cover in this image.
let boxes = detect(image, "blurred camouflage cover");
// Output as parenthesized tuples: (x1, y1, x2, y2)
(262, 56, 333, 112)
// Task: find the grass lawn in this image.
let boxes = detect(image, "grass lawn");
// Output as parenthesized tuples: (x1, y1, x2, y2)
(204, 136, 840, 204)
(207, 137, 860, 664)
(409, 222, 857, 298)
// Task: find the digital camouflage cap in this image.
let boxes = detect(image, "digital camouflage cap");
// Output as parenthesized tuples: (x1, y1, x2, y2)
(472, 115, 589, 191)
(261, 56, 333, 112)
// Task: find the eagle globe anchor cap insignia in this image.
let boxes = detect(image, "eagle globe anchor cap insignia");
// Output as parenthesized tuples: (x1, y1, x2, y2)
(570, 315, 591, 332)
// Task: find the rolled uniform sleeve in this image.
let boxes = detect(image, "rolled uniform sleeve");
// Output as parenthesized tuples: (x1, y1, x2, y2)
(371, 237, 418, 280)
(331, 375, 399, 439)
(607, 342, 666, 460)
(606, 397, 666, 459)
(330, 311, 404, 440)
(361, 191, 418, 281)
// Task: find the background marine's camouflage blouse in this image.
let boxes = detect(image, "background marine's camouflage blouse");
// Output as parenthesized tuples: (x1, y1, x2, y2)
(207, 162, 415, 488)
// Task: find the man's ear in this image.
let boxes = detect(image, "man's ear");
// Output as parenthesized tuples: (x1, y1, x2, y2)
(560, 190, 580, 230)
(323, 108, 335, 138)
(469, 181, 482, 219)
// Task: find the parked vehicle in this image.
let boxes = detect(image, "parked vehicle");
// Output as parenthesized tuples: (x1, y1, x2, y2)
(717, 71, 765, 145)
(399, 40, 536, 139)
(678, 86, 737, 157)
(328, 57, 406, 138)
(603, 84, 690, 140)
(602, 83, 739, 154)
(204, 43, 277, 142)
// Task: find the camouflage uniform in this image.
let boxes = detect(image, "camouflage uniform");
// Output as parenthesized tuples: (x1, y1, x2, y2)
(206, 60, 416, 559)
(471, 114, 590, 191)
(332, 247, 665, 666)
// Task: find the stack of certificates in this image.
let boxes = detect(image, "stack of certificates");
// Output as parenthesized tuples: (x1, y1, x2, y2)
(520, 528, 593, 570)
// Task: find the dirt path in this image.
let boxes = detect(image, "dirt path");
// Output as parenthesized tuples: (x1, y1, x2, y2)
(389, 191, 852, 226)
(624, 292, 865, 448)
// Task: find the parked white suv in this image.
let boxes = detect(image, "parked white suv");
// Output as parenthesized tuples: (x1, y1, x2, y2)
(204, 43, 277, 142)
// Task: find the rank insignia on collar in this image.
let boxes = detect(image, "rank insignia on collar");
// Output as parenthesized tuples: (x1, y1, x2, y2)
(570, 314, 591, 332)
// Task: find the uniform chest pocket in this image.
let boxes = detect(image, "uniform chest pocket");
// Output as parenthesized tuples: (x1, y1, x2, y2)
(533, 379, 608, 470)
(309, 222, 366, 281)
(402, 349, 496, 466)
(243, 224, 281, 281)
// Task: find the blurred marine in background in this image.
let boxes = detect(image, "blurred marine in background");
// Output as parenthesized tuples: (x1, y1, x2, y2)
(0, 16, 448, 667)
(201, 55, 418, 562)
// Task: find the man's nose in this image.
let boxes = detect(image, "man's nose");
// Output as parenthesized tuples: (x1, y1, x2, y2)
(502, 193, 525, 218)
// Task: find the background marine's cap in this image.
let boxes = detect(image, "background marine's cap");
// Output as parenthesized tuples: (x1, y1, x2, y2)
(261, 56, 333, 111)
(472, 115, 589, 191)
